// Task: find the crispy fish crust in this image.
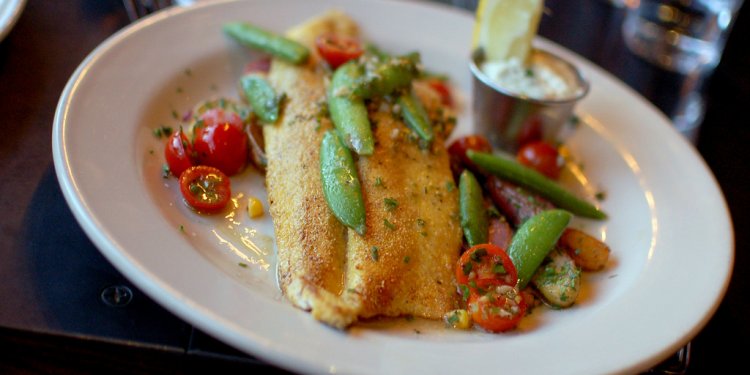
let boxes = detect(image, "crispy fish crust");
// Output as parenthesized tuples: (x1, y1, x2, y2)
(265, 10, 462, 329)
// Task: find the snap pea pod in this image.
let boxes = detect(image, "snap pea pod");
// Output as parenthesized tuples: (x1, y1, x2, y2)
(459, 169, 488, 247)
(507, 209, 572, 289)
(352, 55, 420, 98)
(239, 74, 280, 124)
(466, 151, 607, 220)
(223, 22, 309, 64)
(328, 61, 374, 155)
(397, 91, 434, 143)
(320, 130, 366, 235)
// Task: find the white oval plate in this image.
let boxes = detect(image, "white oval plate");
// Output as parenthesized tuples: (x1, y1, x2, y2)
(52, 0, 733, 374)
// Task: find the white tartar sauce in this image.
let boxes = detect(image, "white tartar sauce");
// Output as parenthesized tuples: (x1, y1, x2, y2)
(481, 51, 582, 100)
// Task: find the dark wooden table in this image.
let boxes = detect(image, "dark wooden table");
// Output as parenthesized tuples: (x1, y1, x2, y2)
(1, 0, 747, 373)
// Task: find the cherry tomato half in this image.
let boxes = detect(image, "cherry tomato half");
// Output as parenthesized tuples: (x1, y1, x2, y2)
(315, 33, 363, 69)
(456, 243, 518, 291)
(164, 128, 194, 177)
(468, 284, 527, 333)
(447, 135, 492, 178)
(425, 78, 454, 107)
(516, 140, 562, 180)
(193, 108, 248, 176)
(179, 165, 231, 214)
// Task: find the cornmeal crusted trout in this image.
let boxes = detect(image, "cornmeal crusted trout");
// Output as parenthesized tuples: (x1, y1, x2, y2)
(264, 10, 462, 328)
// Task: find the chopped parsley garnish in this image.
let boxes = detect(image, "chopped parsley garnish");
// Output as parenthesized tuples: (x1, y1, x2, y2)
(403, 256, 411, 264)
(161, 164, 171, 178)
(595, 191, 607, 201)
(384, 219, 396, 230)
(459, 284, 470, 302)
(445, 181, 455, 192)
(238, 262, 248, 268)
(384, 198, 399, 211)
(374, 177, 384, 187)
(371, 246, 380, 261)
(153, 125, 173, 138)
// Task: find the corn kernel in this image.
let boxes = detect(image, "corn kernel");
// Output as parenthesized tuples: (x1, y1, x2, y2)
(247, 196, 264, 218)
(444, 309, 472, 329)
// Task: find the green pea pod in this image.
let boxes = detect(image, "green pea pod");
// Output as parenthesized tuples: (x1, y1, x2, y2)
(352, 55, 419, 98)
(240, 74, 280, 124)
(397, 91, 434, 143)
(459, 170, 488, 247)
(508, 209, 572, 289)
(328, 61, 374, 155)
(467, 151, 607, 220)
(223, 22, 309, 64)
(320, 130, 366, 235)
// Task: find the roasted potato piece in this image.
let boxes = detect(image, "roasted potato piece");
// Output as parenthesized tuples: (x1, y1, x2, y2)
(557, 228, 610, 271)
(531, 248, 581, 308)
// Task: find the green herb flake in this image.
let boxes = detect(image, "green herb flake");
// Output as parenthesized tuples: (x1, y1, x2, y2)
(371, 246, 380, 262)
(493, 263, 507, 275)
(595, 191, 607, 201)
(416, 218, 426, 227)
(446, 312, 459, 325)
(403, 256, 411, 264)
(487, 206, 501, 218)
(238, 262, 248, 268)
(179, 224, 185, 232)
(171, 110, 179, 119)
(161, 164, 171, 178)
(462, 261, 473, 276)
(374, 177, 384, 187)
(459, 284, 470, 302)
(525, 68, 534, 77)
(384, 198, 399, 211)
(405, 315, 415, 322)
(384, 219, 396, 230)
(445, 181, 455, 192)
(470, 248, 487, 262)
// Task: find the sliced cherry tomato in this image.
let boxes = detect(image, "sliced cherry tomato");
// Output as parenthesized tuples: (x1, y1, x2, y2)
(447, 135, 492, 179)
(164, 128, 194, 177)
(193, 108, 248, 176)
(243, 56, 271, 74)
(179, 165, 231, 214)
(315, 33, 363, 69)
(456, 243, 518, 291)
(516, 140, 562, 180)
(467, 284, 527, 333)
(516, 115, 543, 148)
(425, 78, 453, 107)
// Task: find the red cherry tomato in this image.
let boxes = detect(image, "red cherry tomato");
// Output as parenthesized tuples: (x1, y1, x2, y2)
(467, 284, 527, 333)
(516, 115, 543, 147)
(425, 78, 454, 107)
(315, 33, 363, 69)
(164, 128, 194, 177)
(447, 135, 493, 178)
(193, 108, 248, 176)
(179, 166, 231, 214)
(456, 243, 518, 291)
(516, 140, 562, 180)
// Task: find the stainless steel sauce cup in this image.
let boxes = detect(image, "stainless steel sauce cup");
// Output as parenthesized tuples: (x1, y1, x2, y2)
(470, 48, 589, 153)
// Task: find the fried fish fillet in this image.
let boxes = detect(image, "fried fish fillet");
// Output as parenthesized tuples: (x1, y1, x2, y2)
(264, 10, 462, 328)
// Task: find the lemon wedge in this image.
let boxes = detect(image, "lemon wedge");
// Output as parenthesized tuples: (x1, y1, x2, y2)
(472, 0, 544, 63)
